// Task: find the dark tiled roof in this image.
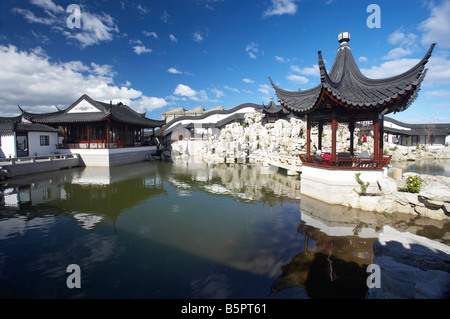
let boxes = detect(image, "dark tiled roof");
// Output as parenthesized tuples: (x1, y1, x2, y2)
(384, 117, 450, 136)
(0, 116, 59, 133)
(16, 123, 60, 133)
(270, 37, 435, 116)
(162, 102, 263, 134)
(0, 116, 20, 133)
(262, 98, 289, 114)
(21, 94, 165, 128)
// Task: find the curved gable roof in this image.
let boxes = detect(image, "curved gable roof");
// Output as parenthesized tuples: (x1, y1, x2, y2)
(270, 33, 435, 117)
(21, 94, 165, 128)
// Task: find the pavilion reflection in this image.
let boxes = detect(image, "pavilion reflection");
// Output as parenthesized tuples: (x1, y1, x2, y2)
(0, 162, 167, 230)
(270, 194, 450, 298)
(270, 219, 375, 298)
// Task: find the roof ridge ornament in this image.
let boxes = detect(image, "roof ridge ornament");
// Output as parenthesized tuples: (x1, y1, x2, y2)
(338, 31, 351, 50)
(338, 31, 350, 44)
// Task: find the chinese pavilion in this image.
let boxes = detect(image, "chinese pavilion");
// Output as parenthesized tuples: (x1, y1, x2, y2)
(20, 94, 165, 149)
(261, 96, 292, 124)
(269, 31, 435, 203)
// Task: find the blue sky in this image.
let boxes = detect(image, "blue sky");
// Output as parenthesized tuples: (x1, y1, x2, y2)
(1, 0, 449, 123)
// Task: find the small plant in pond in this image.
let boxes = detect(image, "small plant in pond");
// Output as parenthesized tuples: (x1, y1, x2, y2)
(398, 175, 422, 193)
(354, 172, 369, 196)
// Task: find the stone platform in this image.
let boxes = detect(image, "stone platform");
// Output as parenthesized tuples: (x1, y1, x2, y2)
(300, 165, 387, 205)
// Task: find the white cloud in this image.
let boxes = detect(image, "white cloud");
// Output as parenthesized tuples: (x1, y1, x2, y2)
(161, 10, 171, 24)
(67, 11, 119, 48)
(242, 78, 254, 83)
(387, 30, 417, 47)
(360, 58, 421, 79)
(173, 84, 208, 101)
(131, 96, 168, 112)
(425, 55, 450, 86)
(424, 89, 450, 98)
(360, 55, 450, 86)
(359, 56, 369, 63)
(133, 46, 152, 55)
(136, 5, 149, 14)
(286, 74, 309, 84)
(384, 29, 418, 61)
(263, 0, 297, 18)
(174, 84, 197, 98)
(290, 64, 319, 76)
(11, 7, 56, 25)
(142, 31, 158, 39)
(168, 67, 182, 74)
(211, 89, 225, 98)
(0, 45, 167, 116)
(419, 0, 450, 49)
(16, 2, 119, 48)
(246, 42, 259, 59)
(169, 34, 178, 43)
(31, 0, 64, 14)
(383, 47, 413, 60)
(258, 84, 272, 95)
(224, 85, 240, 94)
(275, 56, 285, 63)
(192, 32, 204, 43)
(387, 30, 405, 45)
(12, 1, 119, 48)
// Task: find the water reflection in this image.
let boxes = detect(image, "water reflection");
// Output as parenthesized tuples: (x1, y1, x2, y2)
(392, 159, 450, 177)
(0, 164, 167, 230)
(0, 161, 449, 298)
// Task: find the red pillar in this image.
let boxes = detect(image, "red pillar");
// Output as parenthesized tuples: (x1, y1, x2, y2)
(373, 113, 380, 161)
(379, 114, 384, 158)
(306, 118, 311, 156)
(349, 120, 355, 156)
(331, 111, 338, 161)
(87, 127, 90, 149)
(106, 122, 110, 149)
(318, 122, 323, 151)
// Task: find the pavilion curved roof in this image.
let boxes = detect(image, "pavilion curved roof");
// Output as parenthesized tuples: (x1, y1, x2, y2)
(269, 33, 435, 117)
(20, 94, 166, 128)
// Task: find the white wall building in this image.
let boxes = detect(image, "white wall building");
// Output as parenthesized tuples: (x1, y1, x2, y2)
(0, 116, 60, 158)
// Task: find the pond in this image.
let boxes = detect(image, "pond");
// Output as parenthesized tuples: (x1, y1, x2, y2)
(0, 160, 449, 300)
(391, 159, 450, 177)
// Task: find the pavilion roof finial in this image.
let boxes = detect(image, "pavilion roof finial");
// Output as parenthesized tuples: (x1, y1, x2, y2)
(338, 31, 350, 45)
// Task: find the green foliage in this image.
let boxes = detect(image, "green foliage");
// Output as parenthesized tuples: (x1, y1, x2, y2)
(406, 136, 412, 146)
(398, 175, 422, 193)
(354, 172, 369, 196)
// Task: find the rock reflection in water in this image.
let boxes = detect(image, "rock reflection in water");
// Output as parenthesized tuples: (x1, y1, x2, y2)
(1, 160, 449, 298)
(169, 161, 301, 204)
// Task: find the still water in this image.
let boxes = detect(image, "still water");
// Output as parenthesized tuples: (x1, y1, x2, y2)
(0, 161, 449, 299)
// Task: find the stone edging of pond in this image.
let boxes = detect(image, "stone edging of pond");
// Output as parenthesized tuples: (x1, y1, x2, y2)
(341, 173, 450, 220)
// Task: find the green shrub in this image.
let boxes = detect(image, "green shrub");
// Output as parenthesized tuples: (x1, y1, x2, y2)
(398, 175, 422, 193)
(354, 172, 369, 196)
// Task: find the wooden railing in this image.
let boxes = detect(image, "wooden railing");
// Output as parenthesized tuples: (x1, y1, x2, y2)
(60, 140, 155, 149)
(299, 154, 392, 170)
